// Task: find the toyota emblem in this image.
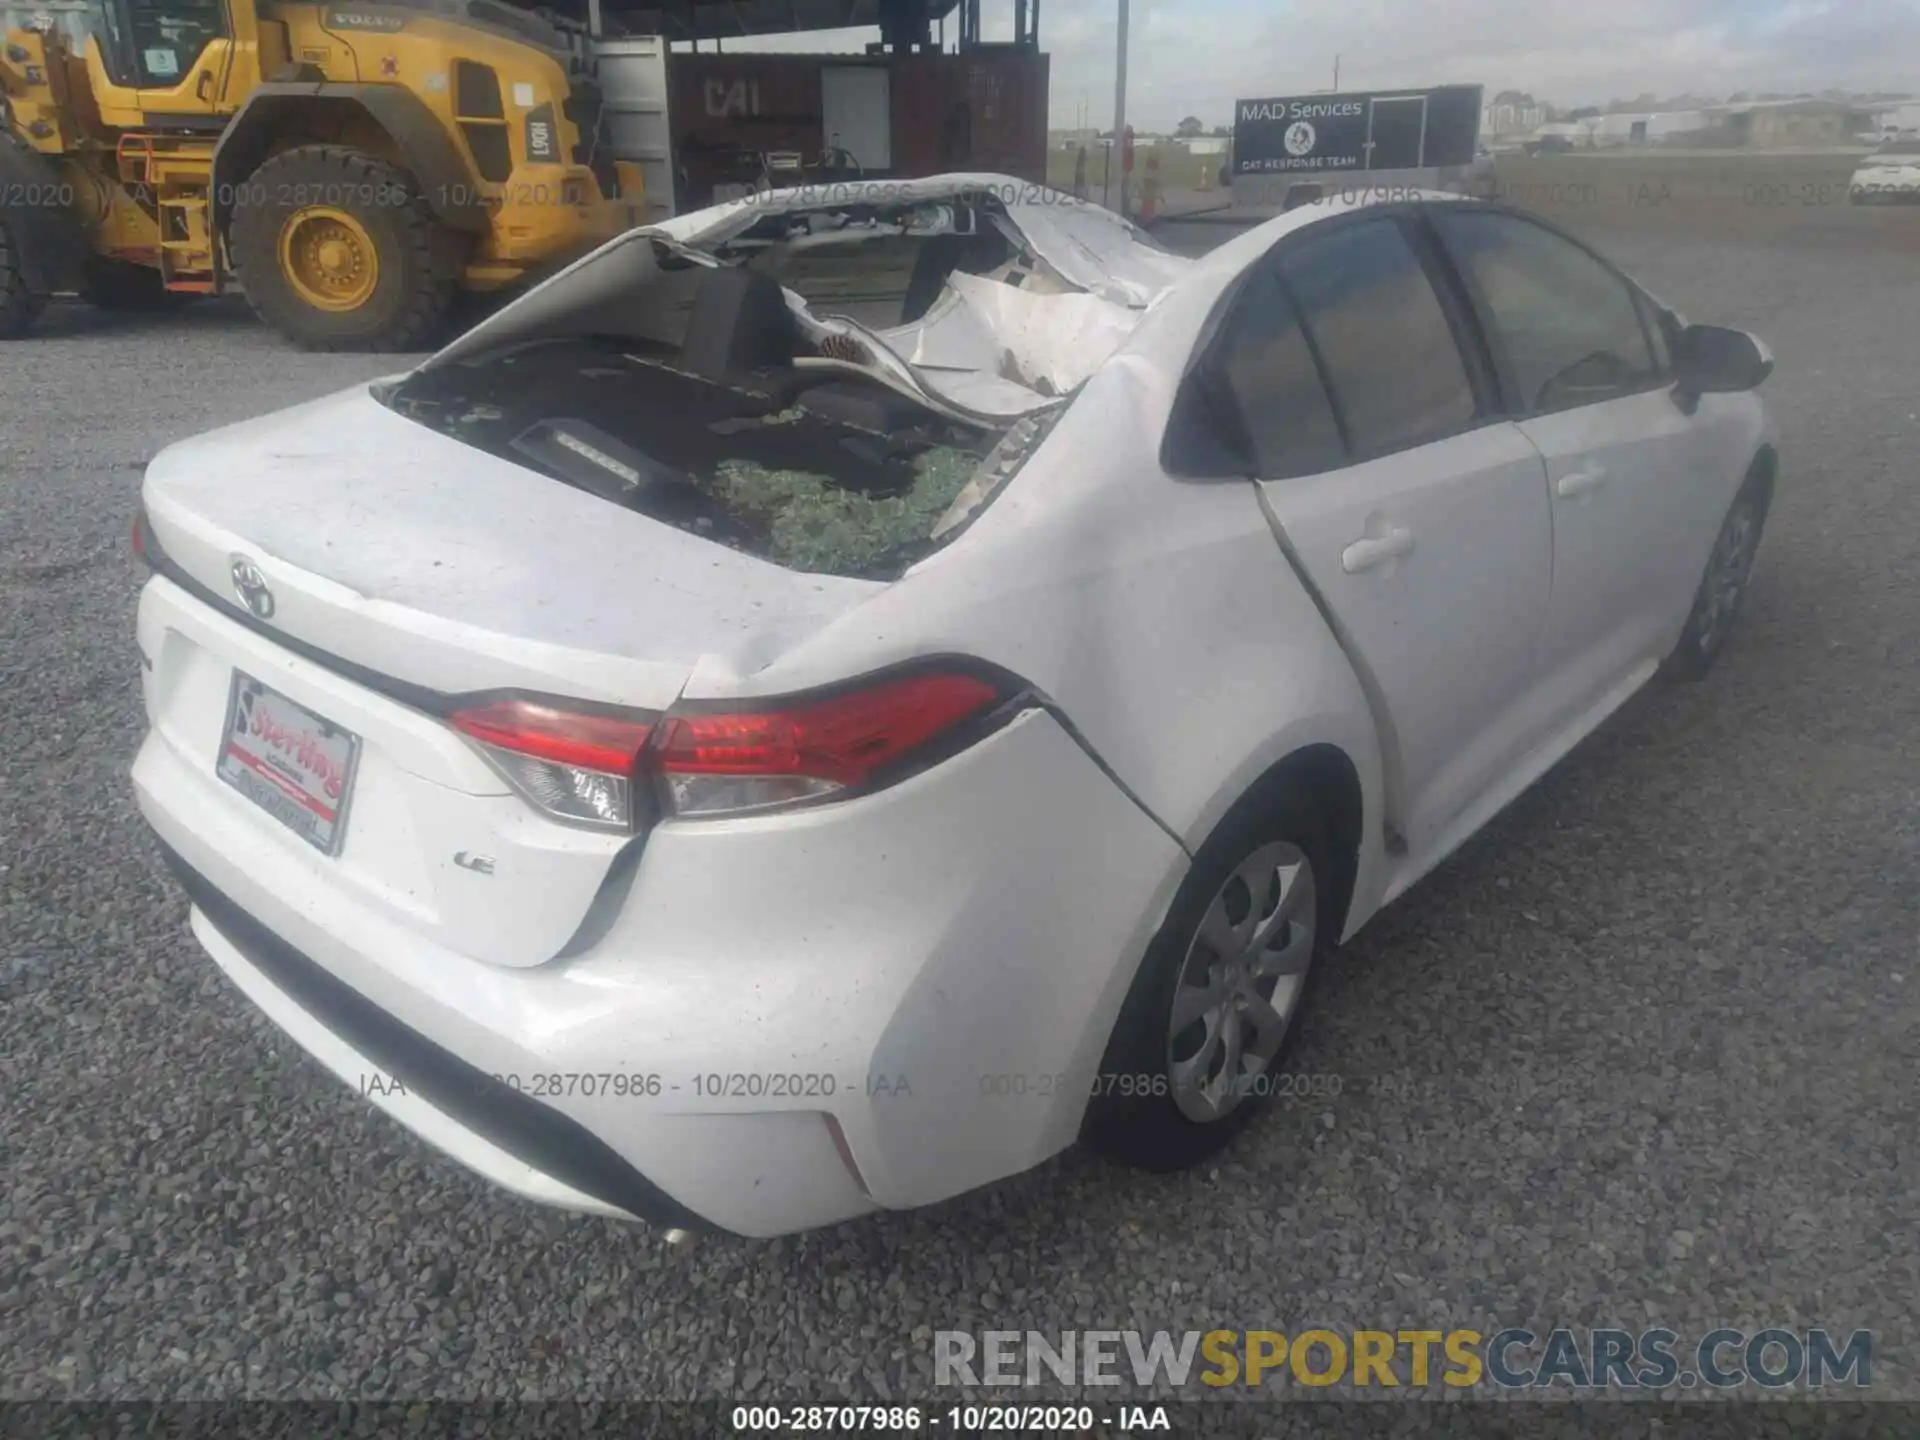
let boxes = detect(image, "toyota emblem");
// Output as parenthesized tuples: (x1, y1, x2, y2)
(229, 555, 276, 619)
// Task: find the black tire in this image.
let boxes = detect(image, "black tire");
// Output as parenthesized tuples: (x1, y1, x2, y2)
(82, 256, 186, 312)
(229, 145, 458, 352)
(1085, 783, 1336, 1173)
(0, 216, 46, 339)
(1665, 468, 1771, 681)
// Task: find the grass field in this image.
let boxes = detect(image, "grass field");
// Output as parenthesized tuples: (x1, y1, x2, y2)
(1043, 143, 1225, 198)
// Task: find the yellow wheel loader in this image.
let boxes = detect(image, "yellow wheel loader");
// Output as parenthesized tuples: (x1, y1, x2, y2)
(0, 0, 646, 349)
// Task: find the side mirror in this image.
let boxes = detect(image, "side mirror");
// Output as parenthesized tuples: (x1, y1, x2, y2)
(1676, 324, 1774, 396)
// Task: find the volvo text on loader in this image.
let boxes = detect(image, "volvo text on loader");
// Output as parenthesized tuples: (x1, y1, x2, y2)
(1, 0, 646, 349)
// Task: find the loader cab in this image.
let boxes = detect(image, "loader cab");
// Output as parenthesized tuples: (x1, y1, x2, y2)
(86, 0, 234, 121)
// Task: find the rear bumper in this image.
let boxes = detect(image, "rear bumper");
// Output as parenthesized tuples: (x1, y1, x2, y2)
(163, 845, 712, 1232)
(135, 663, 1186, 1236)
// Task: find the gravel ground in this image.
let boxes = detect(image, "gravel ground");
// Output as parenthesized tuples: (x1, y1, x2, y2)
(2, 212, 1918, 1407)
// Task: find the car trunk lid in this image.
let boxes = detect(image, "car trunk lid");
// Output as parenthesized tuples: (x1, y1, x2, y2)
(140, 382, 879, 968)
(142, 383, 879, 707)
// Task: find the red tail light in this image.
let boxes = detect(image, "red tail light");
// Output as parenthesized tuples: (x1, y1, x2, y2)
(652, 671, 1007, 817)
(447, 671, 1013, 828)
(449, 699, 654, 773)
(448, 697, 654, 831)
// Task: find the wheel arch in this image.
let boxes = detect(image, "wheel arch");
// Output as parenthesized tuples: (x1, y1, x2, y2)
(211, 84, 491, 237)
(1211, 742, 1369, 946)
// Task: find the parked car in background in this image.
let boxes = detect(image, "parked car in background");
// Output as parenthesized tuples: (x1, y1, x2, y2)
(1526, 133, 1578, 155)
(1850, 143, 1920, 204)
(130, 178, 1777, 1238)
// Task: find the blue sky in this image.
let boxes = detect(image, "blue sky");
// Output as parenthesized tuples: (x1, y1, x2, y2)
(726, 0, 1920, 130)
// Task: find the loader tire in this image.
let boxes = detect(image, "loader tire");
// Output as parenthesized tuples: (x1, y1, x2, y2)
(0, 216, 46, 340)
(230, 146, 458, 353)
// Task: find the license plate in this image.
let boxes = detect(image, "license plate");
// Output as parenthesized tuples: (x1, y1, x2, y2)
(216, 672, 361, 855)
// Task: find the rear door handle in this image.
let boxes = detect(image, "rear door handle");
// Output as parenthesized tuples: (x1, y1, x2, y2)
(1341, 526, 1415, 573)
(1555, 468, 1608, 499)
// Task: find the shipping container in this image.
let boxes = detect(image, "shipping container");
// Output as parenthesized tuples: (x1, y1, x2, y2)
(666, 48, 1047, 209)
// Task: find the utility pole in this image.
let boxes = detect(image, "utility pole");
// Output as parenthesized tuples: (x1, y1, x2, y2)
(1333, 54, 1341, 91)
(1113, 0, 1130, 218)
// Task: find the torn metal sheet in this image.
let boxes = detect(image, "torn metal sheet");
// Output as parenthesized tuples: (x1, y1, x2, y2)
(984, 206, 1192, 309)
(894, 290, 1002, 374)
(944, 272, 1141, 397)
(914, 367, 1067, 420)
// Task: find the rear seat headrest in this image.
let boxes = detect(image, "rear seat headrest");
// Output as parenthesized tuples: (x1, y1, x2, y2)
(679, 265, 799, 378)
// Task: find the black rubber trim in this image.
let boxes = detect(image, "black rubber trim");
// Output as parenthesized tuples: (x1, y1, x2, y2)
(156, 843, 724, 1236)
(138, 113, 229, 133)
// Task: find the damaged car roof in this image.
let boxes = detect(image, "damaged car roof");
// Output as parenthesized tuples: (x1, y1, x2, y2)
(645, 174, 1194, 309)
(426, 174, 1195, 417)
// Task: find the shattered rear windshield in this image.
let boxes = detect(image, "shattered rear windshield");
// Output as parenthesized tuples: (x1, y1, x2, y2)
(379, 337, 1043, 580)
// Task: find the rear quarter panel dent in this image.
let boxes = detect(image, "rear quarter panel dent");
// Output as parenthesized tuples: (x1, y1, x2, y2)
(696, 361, 1389, 938)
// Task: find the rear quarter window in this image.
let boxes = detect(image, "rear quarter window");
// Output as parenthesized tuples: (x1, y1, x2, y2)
(1212, 268, 1347, 480)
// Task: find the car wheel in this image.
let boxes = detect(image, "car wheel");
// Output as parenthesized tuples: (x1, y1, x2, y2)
(1086, 786, 1333, 1173)
(1666, 473, 1769, 681)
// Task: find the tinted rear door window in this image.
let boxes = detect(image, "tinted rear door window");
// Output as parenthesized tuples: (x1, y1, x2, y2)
(1274, 219, 1479, 459)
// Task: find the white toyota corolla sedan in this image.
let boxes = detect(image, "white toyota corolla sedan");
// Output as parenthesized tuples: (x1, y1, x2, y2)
(132, 176, 1777, 1238)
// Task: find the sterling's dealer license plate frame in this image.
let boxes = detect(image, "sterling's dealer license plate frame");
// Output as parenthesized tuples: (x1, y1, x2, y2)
(216, 671, 362, 856)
